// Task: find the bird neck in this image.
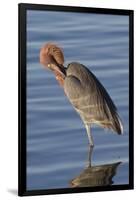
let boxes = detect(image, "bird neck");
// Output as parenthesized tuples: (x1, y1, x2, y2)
(54, 71, 65, 87)
(52, 64, 66, 87)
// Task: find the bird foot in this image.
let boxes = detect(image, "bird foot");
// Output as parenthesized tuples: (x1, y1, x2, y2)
(89, 143, 94, 148)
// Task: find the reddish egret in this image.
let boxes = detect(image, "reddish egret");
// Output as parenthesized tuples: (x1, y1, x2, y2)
(40, 43, 123, 147)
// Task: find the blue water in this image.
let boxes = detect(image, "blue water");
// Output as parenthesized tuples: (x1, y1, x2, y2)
(26, 10, 129, 190)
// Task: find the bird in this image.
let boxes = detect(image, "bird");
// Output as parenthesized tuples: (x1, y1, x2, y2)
(40, 42, 123, 147)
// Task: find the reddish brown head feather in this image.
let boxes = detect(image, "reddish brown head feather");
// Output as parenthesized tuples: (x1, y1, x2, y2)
(40, 43, 64, 67)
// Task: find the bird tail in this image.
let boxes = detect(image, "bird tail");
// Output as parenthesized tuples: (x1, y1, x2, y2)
(111, 113, 123, 135)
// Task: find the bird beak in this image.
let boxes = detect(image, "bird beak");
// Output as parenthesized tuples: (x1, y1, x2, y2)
(52, 64, 66, 78)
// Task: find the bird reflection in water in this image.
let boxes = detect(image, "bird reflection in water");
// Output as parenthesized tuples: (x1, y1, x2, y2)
(40, 43, 123, 188)
(70, 146, 121, 188)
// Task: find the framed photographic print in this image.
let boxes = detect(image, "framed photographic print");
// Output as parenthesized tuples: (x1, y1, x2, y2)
(18, 3, 134, 196)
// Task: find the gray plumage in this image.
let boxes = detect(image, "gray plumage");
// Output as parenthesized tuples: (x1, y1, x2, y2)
(40, 43, 123, 147)
(64, 62, 123, 135)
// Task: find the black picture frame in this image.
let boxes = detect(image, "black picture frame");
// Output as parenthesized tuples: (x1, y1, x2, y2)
(18, 3, 134, 196)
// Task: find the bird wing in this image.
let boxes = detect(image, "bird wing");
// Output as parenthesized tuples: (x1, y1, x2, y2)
(64, 62, 123, 134)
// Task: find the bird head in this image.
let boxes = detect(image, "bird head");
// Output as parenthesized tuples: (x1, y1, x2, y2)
(40, 43, 66, 78)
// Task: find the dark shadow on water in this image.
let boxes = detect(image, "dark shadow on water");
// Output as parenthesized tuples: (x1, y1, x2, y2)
(70, 145, 122, 188)
(7, 188, 18, 196)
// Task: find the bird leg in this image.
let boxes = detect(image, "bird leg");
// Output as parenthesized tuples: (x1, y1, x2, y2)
(85, 124, 94, 147)
(87, 145, 94, 167)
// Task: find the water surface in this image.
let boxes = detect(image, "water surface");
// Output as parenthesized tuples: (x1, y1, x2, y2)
(26, 10, 129, 190)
